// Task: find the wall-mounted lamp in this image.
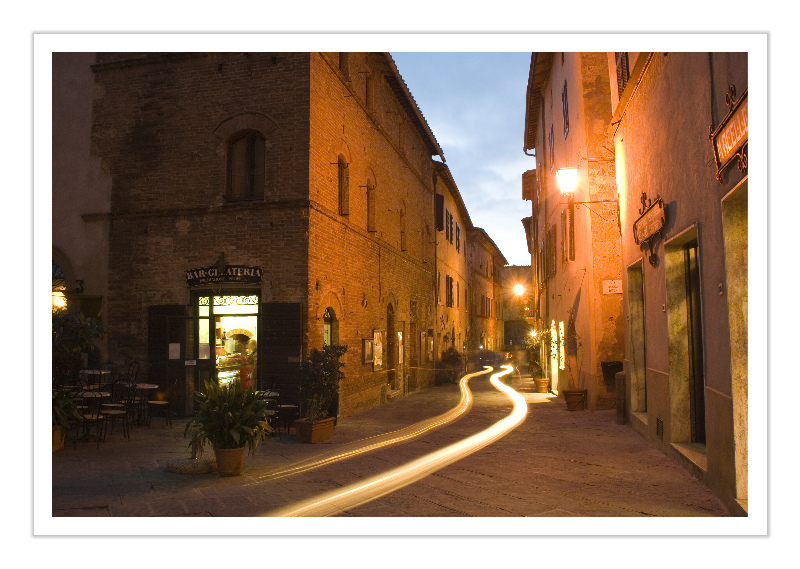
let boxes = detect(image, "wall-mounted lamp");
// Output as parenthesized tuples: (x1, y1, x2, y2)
(556, 166, 579, 195)
(555, 165, 620, 231)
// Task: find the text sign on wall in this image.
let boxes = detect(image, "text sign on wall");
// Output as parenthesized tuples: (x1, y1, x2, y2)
(185, 265, 263, 287)
(711, 88, 748, 183)
(603, 280, 623, 295)
(633, 198, 665, 246)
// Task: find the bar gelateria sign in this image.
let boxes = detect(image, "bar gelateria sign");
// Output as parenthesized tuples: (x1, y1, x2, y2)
(185, 265, 263, 287)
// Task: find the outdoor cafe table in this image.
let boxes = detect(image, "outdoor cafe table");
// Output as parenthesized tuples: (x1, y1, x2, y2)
(135, 383, 159, 424)
(79, 369, 113, 390)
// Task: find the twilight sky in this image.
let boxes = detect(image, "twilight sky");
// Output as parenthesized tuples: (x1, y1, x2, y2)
(390, 52, 534, 267)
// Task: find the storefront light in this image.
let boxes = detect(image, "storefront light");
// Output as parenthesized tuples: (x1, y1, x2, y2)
(52, 291, 67, 311)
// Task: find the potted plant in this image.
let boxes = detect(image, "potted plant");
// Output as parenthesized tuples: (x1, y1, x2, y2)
(295, 344, 347, 443)
(52, 390, 82, 451)
(184, 379, 272, 476)
(560, 315, 586, 410)
(52, 308, 103, 388)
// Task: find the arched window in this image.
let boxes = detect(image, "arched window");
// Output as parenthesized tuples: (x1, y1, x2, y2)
(337, 155, 349, 216)
(323, 307, 339, 346)
(228, 131, 265, 201)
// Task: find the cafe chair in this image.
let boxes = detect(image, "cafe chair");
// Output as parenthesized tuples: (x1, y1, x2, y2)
(275, 385, 301, 436)
(101, 383, 137, 442)
(77, 394, 105, 448)
(100, 361, 117, 390)
(147, 378, 178, 428)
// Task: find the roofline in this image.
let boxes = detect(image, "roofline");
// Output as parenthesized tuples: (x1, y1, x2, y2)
(382, 53, 446, 162)
(469, 227, 508, 266)
(523, 52, 554, 153)
(433, 161, 473, 230)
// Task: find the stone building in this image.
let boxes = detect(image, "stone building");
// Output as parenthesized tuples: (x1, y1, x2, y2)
(501, 265, 533, 348)
(433, 162, 472, 359)
(467, 228, 507, 355)
(522, 52, 625, 410)
(52, 51, 509, 419)
(609, 52, 748, 515)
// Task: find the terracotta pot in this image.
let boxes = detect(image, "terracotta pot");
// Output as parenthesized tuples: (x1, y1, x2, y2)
(562, 389, 587, 411)
(52, 426, 65, 452)
(294, 416, 336, 443)
(534, 378, 550, 393)
(213, 446, 246, 476)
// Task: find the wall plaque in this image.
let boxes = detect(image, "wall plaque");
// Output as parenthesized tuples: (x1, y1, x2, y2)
(633, 193, 666, 267)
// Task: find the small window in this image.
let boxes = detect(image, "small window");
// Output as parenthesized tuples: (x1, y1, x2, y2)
(367, 180, 377, 232)
(338, 52, 349, 80)
(338, 156, 349, 216)
(228, 131, 265, 201)
(568, 198, 575, 261)
(562, 80, 570, 138)
(455, 223, 460, 252)
(615, 52, 630, 97)
(323, 307, 339, 346)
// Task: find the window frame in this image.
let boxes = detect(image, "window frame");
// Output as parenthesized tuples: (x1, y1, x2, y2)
(227, 130, 266, 202)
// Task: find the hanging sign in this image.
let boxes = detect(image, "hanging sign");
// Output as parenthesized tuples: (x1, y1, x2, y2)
(185, 265, 263, 287)
(710, 86, 748, 183)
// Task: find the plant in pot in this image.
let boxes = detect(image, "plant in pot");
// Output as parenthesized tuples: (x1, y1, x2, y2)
(52, 308, 103, 389)
(438, 346, 463, 385)
(184, 379, 272, 476)
(525, 328, 550, 393)
(52, 389, 82, 451)
(296, 344, 347, 443)
(561, 315, 587, 411)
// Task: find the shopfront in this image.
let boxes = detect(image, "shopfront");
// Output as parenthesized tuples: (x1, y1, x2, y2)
(148, 263, 303, 416)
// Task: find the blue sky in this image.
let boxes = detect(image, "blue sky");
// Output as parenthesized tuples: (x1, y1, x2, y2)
(390, 52, 534, 266)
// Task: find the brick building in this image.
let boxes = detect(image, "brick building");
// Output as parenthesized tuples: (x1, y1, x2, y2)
(52, 51, 509, 418)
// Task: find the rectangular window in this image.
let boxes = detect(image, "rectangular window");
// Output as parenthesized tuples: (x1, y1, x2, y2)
(568, 199, 575, 261)
(338, 157, 349, 216)
(455, 223, 460, 252)
(436, 271, 441, 305)
(445, 209, 450, 242)
(562, 80, 570, 138)
(615, 52, 630, 97)
(548, 125, 554, 171)
(367, 182, 376, 232)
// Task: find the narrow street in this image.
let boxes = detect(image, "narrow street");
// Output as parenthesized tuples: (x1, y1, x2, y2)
(50, 369, 730, 528)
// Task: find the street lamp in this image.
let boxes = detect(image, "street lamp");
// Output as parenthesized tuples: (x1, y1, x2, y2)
(556, 164, 620, 231)
(513, 284, 525, 297)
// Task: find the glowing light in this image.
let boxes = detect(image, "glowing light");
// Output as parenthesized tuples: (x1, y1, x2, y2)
(266, 365, 526, 517)
(550, 320, 558, 376)
(246, 368, 492, 484)
(513, 284, 524, 296)
(556, 167, 578, 194)
(52, 291, 66, 310)
(558, 321, 566, 370)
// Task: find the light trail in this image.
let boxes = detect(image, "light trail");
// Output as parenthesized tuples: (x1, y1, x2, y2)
(246, 367, 493, 484)
(266, 364, 526, 517)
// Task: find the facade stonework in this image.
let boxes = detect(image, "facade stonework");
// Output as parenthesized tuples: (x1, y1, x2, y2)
(53, 52, 509, 419)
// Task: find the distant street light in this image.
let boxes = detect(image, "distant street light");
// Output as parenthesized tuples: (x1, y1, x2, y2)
(513, 284, 525, 297)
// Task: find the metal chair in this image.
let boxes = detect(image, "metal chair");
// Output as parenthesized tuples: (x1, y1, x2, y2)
(274, 385, 301, 436)
(101, 383, 136, 442)
(147, 378, 178, 427)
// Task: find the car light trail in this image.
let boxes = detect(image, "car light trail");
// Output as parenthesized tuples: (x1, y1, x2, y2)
(266, 365, 525, 517)
(247, 367, 493, 484)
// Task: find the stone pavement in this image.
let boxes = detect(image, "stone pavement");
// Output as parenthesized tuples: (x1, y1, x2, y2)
(51, 369, 732, 523)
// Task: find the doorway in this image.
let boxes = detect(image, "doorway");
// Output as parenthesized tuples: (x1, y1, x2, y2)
(195, 292, 260, 390)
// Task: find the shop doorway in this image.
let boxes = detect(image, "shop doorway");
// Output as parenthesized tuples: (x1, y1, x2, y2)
(196, 292, 260, 390)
